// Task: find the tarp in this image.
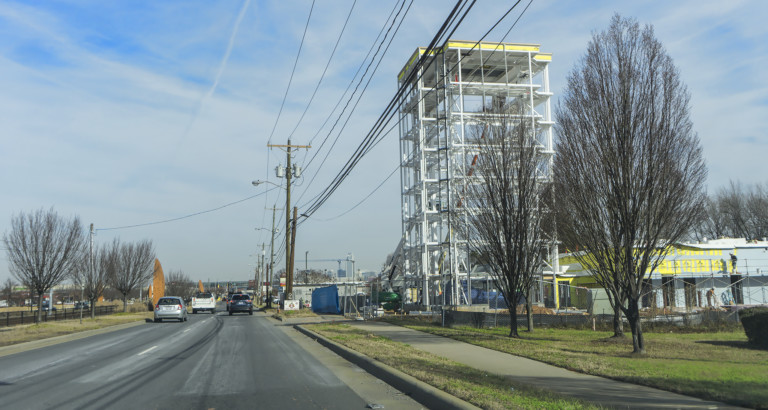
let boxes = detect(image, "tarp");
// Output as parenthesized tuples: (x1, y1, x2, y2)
(312, 285, 340, 314)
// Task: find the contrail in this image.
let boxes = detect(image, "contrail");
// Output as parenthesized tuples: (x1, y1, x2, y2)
(178, 0, 251, 145)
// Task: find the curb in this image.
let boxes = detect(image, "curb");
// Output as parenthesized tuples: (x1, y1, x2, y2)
(295, 324, 480, 410)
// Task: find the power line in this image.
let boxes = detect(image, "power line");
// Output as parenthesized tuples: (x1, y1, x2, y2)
(296, 0, 413, 206)
(301, 0, 532, 220)
(297, 0, 412, 196)
(266, 0, 316, 144)
(308, 161, 400, 222)
(96, 186, 279, 231)
(287, 0, 358, 142)
(300, 0, 475, 218)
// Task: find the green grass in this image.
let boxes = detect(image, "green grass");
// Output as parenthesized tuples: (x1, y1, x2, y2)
(385, 318, 767, 409)
(307, 323, 601, 410)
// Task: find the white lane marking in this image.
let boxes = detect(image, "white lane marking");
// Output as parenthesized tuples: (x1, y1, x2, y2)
(184, 328, 192, 333)
(137, 345, 158, 356)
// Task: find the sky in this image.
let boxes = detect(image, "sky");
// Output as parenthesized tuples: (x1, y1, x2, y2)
(1, 0, 767, 286)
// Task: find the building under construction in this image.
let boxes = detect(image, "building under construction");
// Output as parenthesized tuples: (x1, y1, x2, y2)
(393, 40, 554, 308)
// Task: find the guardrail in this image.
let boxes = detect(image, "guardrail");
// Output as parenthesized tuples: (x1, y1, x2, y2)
(1, 305, 118, 327)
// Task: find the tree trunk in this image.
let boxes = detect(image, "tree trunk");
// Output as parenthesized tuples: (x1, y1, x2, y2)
(36, 293, 44, 323)
(525, 295, 534, 332)
(612, 306, 624, 337)
(90, 297, 97, 319)
(122, 293, 128, 312)
(508, 306, 520, 338)
(627, 298, 645, 354)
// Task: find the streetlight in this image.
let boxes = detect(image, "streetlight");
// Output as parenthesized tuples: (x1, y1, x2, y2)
(79, 282, 84, 324)
(251, 182, 284, 308)
(252, 180, 281, 188)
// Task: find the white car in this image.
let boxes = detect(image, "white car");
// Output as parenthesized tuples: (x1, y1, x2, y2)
(191, 292, 216, 314)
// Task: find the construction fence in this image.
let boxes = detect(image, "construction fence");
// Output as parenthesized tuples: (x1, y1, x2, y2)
(406, 307, 740, 329)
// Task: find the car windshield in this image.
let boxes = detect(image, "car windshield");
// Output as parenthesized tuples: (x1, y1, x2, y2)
(158, 298, 180, 305)
(196, 292, 212, 298)
(232, 294, 249, 301)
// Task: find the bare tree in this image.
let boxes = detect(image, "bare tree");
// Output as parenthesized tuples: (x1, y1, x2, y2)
(702, 181, 768, 240)
(165, 270, 195, 301)
(3, 208, 87, 322)
(463, 100, 549, 338)
(2, 278, 16, 306)
(73, 238, 118, 319)
(694, 196, 728, 242)
(555, 15, 707, 354)
(299, 269, 334, 284)
(109, 240, 157, 312)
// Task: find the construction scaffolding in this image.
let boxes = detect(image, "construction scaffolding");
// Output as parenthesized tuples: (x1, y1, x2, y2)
(397, 40, 553, 308)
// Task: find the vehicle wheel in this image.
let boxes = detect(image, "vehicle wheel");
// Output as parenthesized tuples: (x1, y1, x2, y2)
(184, 316, 188, 322)
(193, 309, 197, 314)
(229, 311, 233, 316)
(249, 310, 253, 315)
(154, 319, 160, 323)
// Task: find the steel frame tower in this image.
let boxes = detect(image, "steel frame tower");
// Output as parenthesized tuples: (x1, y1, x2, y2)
(397, 40, 553, 308)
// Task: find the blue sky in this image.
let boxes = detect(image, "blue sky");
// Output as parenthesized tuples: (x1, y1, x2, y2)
(2, 0, 767, 285)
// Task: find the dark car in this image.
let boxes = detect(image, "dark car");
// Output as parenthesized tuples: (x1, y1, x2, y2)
(228, 293, 253, 315)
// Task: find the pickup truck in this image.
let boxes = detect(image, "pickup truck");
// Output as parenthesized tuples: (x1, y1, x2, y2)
(191, 292, 216, 314)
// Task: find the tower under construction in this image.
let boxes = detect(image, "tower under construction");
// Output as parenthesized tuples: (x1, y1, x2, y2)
(396, 40, 554, 307)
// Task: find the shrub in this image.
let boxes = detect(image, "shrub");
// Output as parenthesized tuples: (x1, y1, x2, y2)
(739, 307, 768, 349)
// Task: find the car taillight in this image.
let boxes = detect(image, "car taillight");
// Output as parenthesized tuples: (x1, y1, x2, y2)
(155, 304, 159, 310)
(178, 304, 183, 310)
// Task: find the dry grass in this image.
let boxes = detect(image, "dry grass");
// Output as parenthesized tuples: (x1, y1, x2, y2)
(0, 312, 152, 347)
(307, 323, 600, 410)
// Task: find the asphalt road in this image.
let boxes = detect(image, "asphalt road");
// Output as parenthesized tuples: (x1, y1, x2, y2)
(0, 306, 423, 410)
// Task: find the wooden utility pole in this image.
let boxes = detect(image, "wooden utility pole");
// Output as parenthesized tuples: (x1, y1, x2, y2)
(288, 206, 298, 297)
(267, 139, 310, 301)
(265, 206, 282, 309)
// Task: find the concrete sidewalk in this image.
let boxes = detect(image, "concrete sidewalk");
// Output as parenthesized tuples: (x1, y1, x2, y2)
(346, 321, 742, 409)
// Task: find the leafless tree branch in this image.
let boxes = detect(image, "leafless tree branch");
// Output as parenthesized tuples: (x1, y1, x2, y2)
(555, 15, 707, 353)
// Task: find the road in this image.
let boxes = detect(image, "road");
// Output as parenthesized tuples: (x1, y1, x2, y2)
(0, 306, 423, 410)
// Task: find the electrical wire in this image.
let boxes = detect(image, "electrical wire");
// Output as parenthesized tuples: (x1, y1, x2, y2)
(296, 0, 411, 192)
(299, 1, 463, 211)
(309, 160, 400, 222)
(295, 0, 414, 205)
(287, 0, 357, 142)
(266, 0, 316, 144)
(266, 1, 534, 264)
(96, 186, 280, 231)
(300, 0, 475, 218)
(300, 0, 532, 220)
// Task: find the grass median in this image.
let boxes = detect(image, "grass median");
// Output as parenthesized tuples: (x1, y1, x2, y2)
(0, 311, 153, 348)
(306, 322, 599, 410)
(383, 317, 767, 409)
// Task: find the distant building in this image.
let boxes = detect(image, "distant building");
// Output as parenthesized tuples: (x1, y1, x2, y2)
(558, 238, 768, 311)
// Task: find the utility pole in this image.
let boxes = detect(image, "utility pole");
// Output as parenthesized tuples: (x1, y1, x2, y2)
(260, 243, 265, 305)
(266, 206, 282, 309)
(289, 207, 298, 296)
(84, 223, 93, 324)
(268, 139, 310, 301)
